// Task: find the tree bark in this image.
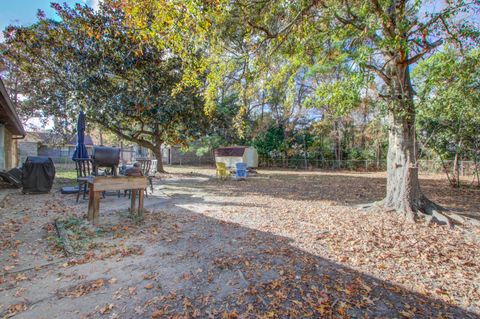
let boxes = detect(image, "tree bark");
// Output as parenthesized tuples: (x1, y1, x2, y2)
(452, 151, 460, 187)
(151, 144, 165, 173)
(382, 63, 441, 222)
(384, 110, 423, 216)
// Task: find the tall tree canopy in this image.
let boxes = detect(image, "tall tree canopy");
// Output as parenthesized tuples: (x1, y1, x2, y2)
(1, 1, 208, 172)
(124, 0, 479, 223)
(415, 48, 480, 187)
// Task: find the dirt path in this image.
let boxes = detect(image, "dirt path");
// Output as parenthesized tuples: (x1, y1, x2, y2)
(0, 168, 479, 318)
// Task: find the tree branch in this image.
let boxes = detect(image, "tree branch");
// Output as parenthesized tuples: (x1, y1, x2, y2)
(247, 2, 315, 40)
(406, 39, 443, 65)
(365, 64, 390, 84)
(407, 1, 474, 37)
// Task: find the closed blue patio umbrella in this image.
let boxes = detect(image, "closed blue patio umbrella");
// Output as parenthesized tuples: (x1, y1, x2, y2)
(72, 111, 89, 160)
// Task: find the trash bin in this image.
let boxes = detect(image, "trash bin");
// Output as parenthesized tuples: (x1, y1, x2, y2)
(22, 156, 56, 194)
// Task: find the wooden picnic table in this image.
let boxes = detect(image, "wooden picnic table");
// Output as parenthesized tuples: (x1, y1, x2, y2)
(87, 176, 147, 224)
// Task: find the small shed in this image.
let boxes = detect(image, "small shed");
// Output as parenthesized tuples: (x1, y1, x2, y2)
(214, 146, 258, 168)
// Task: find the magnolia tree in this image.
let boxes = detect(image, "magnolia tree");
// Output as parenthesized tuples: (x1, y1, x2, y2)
(2, 1, 207, 172)
(123, 0, 479, 223)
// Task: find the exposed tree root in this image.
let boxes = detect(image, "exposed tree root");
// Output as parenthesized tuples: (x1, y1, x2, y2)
(359, 197, 476, 229)
(357, 199, 385, 211)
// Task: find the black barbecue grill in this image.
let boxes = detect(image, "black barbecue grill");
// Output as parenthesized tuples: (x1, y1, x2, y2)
(92, 146, 120, 176)
(22, 156, 55, 194)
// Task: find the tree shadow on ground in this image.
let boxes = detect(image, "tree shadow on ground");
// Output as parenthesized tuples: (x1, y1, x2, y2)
(116, 200, 480, 318)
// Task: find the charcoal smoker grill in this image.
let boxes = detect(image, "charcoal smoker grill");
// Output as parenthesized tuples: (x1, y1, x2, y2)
(92, 146, 120, 176)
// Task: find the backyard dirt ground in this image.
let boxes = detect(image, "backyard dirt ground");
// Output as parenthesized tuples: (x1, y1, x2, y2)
(0, 167, 479, 319)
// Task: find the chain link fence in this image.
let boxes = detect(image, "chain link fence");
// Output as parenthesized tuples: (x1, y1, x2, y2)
(258, 157, 479, 177)
(418, 159, 479, 177)
(259, 157, 387, 171)
(21, 154, 479, 180)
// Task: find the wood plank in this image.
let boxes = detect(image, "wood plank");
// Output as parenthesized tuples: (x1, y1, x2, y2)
(88, 176, 147, 192)
(130, 189, 137, 213)
(93, 191, 100, 224)
(87, 184, 95, 221)
(138, 189, 145, 218)
(86, 176, 148, 224)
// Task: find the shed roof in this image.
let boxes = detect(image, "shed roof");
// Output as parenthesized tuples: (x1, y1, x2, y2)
(215, 146, 248, 157)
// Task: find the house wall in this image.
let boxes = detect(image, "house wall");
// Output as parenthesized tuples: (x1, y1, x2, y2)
(18, 137, 154, 165)
(37, 145, 95, 163)
(19, 141, 38, 162)
(0, 124, 20, 169)
(4, 128, 19, 169)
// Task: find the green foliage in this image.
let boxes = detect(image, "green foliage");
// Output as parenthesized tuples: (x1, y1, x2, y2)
(2, 1, 208, 161)
(253, 125, 286, 158)
(55, 216, 102, 252)
(188, 135, 224, 157)
(415, 48, 480, 161)
(309, 73, 364, 116)
(2, 0, 479, 181)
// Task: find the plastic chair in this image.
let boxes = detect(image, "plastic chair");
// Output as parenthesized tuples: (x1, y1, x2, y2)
(216, 162, 229, 180)
(235, 162, 247, 180)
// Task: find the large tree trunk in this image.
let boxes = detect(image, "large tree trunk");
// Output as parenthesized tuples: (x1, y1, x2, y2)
(382, 63, 441, 222)
(384, 110, 424, 217)
(151, 144, 165, 173)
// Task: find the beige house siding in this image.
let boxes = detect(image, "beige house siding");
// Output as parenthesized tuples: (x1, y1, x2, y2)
(0, 77, 25, 169)
(0, 124, 20, 170)
(4, 128, 19, 169)
(18, 141, 38, 162)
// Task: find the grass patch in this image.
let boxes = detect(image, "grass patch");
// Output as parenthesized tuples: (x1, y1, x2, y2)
(50, 216, 104, 253)
(54, 167, 77, 186)
(56, 168, 77, 180)
(118, 210, 145, 224)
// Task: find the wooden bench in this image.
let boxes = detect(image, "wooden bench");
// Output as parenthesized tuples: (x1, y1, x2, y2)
(87, 176, 147, 224)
